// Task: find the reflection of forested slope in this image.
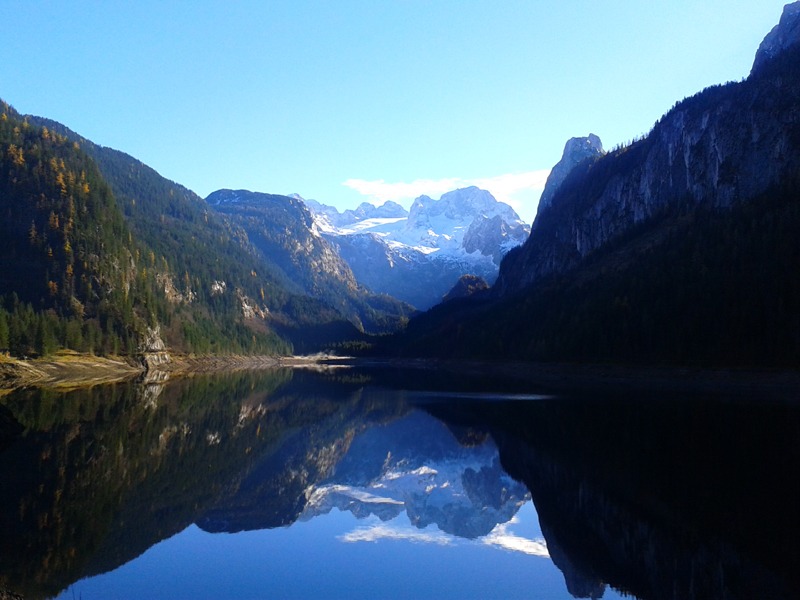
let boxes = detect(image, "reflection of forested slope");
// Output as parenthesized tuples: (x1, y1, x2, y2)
(0, 371, 408, 599)
(426, 393, 800, 600)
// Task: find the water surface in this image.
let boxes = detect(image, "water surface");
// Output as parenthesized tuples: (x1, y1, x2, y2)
(0, 366, 797, 599)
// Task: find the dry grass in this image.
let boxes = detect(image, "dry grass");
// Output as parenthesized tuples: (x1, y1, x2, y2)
(0, 353, 143, 390)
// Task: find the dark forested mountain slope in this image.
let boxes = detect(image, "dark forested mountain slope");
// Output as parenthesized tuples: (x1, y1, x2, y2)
(392, 9, 800, 368)
(496, 42, 800, 295)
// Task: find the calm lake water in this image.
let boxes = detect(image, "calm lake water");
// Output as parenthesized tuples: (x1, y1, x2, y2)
(0, 365, 798, 599)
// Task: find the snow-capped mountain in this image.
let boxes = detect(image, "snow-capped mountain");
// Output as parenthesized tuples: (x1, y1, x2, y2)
(301, 187, 530, 309)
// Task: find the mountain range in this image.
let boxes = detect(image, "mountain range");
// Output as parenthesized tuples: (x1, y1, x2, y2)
(300, 186, 529, 309)
(1, 2, 800, 367)
(0, 105, 419, 357)
(0, 106, 523, 356)
(393, 2, 800, 368)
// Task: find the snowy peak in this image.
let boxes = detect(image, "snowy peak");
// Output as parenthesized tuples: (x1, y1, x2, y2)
(301, 198, 409, 231)
(398, 187, 527, 258)
(538, 135, 604, 213)
(352, 200, 408, 220)
(301, 186, 530, 309)
(463, 214, 530, 264)
(752, 1, 800, 74)
(408, 186, 521, 228)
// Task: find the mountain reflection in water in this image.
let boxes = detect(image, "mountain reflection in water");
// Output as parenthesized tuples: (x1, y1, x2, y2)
(0, 367, 797, 600)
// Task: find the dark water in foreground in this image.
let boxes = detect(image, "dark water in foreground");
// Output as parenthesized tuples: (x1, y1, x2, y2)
(0, 366, 797, 600)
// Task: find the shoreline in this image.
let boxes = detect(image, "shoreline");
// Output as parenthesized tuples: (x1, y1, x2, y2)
(1, 351, 798, 397)
(0, 351, 143, 390)
(0, 351, 342, 390)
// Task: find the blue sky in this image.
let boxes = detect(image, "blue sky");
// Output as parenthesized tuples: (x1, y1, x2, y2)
(0, 1, 789, 223)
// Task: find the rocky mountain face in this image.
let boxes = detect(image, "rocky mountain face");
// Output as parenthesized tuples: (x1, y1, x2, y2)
(303, 186, 530, 309)
(206, 189, 413, 338)
(537, 134, 604, 213)
(462, 214, 530, 264)
(752, 1, 800, 73)
(495, 10, 800, 296)
(442, 274, 490, 303)
(206, 189, 360, 296)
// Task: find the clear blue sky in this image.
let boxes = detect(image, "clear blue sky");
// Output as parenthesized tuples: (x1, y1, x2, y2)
(0, 1, 789, 222)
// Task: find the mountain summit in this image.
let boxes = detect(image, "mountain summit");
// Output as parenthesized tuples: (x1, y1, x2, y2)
(304, 187, 529, 309)
(537, 134, 604, 212)
(752, 1, 800, 73)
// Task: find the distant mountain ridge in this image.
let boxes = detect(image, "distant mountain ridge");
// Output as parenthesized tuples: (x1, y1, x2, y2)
(301, 186, 530, 309)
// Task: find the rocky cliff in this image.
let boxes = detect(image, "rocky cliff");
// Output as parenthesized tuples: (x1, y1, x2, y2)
(752, 1, 800, 74)
(537, 134, 604, 213)
(496, 7, 800, 295)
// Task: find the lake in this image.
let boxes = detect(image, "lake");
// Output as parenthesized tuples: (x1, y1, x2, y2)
(0, 365, 798, 599)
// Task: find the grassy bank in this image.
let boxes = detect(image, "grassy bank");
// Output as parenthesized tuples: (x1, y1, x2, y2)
(0, 350, 143, 390)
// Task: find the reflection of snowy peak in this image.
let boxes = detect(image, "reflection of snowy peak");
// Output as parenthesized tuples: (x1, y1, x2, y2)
(300, 187, 530, 309)
(300, 411, 529, 539)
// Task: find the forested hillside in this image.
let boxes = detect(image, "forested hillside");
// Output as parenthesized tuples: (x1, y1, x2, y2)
(25, 113, 304, 355)
(0, 101, 152, 356)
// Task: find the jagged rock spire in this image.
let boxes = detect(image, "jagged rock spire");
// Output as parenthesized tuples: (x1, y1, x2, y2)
(752, 1, 800, 74)
(537, 134, 604, 213)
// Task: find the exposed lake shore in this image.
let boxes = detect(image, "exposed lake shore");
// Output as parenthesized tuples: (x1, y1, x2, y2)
(1, 351, 798, 398)
(0, 351, 338, 390)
